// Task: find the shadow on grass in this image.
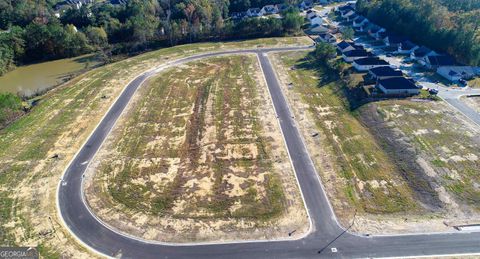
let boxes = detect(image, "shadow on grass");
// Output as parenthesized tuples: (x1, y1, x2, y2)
(293, 52, 371, 111)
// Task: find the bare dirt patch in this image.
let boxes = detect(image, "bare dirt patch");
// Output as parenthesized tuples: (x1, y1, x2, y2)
(84, 55, 308, 242)
(270, 51, 480, 235)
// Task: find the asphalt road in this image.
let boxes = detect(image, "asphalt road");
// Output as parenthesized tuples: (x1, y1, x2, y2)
(58, 46, 480, 258)
(427, 83, 480, 127)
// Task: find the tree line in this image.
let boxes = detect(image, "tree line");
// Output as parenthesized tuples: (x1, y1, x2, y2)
(356, 0, 480, 66)
(0, 0, 304, 76)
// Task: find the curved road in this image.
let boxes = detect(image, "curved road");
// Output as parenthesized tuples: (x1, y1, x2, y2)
(58, 47, 480, 258)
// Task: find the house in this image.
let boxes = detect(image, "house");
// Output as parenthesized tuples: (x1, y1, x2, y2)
(397, 40, 418, 55)
(308, 23, 329, 34)
(424, 55, 455, 69)
(310, 15, 324, 25)
(346, 13, 358, 22)
(261, 5, 279, 15)
(316, 33, 337, 44)
(247, 8, 263, 17)
(109, 0, 127, 4)
(306, 10, 317, 19)
(437, 66, 477, 82)
(340, 9, 355, 19)
(367, 66, 403, 82)
(336, 40, 356, 53)
(411, 46, 437, 63)
(55, 0, 94, 11)
(336, 3, 355, 12)
(353, 57, 389, 71)
(376, 77, 420, 95)
(368, 26, 385, 39)
(383, 34, 407, 47)
(299, 0, 313, 10)
(353, 16, 368, 28)
(342, 49, 373, 62)
(275, 4, 289, 13)
(231, 12, 247, 19)
(376, 31, 387, 41)
(384, 34, 407, 47)
(355, 21, 371, 32)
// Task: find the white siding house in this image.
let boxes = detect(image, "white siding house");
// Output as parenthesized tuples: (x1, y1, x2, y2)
(437, 66, 477, 82)
(376, 77, 420, 95)
(353, 58, 390, 71)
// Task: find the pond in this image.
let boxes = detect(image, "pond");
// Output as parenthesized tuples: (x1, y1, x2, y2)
(0, 54, 102, 97)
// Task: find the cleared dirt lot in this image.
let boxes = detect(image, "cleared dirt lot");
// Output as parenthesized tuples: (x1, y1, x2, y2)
(271, 51, 480, 234)
(85, 55, 308, 242)
(0, 37, 310, 257)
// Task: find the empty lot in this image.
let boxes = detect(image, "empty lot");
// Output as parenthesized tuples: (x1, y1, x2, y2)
(0, 37, 310, 257)
(85, 55, 307, 242)
(271, 51, 480, 234)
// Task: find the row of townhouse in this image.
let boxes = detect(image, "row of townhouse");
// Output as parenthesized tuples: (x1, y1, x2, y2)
(334, 38, 420, 95)
(336, 3, 479, 83)
(306, 9, 330, 34)
(231, 4, 289, 19)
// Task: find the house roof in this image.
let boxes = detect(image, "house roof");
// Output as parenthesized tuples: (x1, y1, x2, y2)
(342, 9, 355, 16)
(338, 4, 354, 12)
(354, 57, 389, 66)
(378, 77, 418, 90)
(369, 26, 382, 33)
(337, 41, 352, 50)
(310, 24, 327, 30)
(231, 12, 247, 18)
(263, 5, 277, 11)
(377, 31, 387, 39)
(413, 46, 433, 57)
(353, 16, 366, 23)
(427, 55, 455, 66)
(275, 3, 288, 10)
(349, 14, 359, 20)
(301, 0, 313, 5)
(353, 44, 364, 50)
(318, 33, 335, 39)
(369, 66, 403, 77)
(400, 40, 417, 50)
(343, 49, 372, 57)
(386, 34, 407, 44)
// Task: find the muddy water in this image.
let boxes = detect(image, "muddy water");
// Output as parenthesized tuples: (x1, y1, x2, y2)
(0, 54, 101, 96)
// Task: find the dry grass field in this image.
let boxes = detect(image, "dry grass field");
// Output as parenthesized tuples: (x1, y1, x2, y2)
(271, 50, 480, 234)
(0, 37, 310, 257)
(84, 55, 307, 242)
